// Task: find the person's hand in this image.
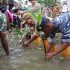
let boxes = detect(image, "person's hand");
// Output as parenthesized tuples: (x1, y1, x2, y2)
(22, 41, 29, 48)
(44, 53, 48, 60)
(45, 52, 55, 59)
(18, 40, 22, 44)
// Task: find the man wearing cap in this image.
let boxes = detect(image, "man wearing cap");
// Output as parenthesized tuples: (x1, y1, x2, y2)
(23, 13, 70, 59)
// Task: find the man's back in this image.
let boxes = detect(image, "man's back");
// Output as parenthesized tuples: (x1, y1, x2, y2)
(52, 13, 70, 42)
(52, 13, 70, 33)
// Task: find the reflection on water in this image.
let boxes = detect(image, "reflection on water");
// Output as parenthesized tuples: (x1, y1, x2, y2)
(0, 32, 70, 70)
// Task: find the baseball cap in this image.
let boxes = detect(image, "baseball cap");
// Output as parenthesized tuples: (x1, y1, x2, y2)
(40, 17, 50, 27)
(36, 17, 51, 32)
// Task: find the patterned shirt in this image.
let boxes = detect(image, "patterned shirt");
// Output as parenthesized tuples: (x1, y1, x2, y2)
(0, 12, 7, 32)
(49, 13, 70, 43)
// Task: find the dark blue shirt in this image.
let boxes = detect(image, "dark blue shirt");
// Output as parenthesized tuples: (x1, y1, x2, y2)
(49, 13, 70, 43)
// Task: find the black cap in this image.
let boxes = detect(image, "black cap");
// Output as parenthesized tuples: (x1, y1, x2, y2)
(40, 17, 50, 27)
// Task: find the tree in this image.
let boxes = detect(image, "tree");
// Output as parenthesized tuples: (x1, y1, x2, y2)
(42, 0, 56, 6)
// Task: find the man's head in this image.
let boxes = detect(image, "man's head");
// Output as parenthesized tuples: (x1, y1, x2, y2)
(0, 6, 6, 13)
(26, 17, 32, 24)
(25, 16, 35, 27)
(29, 0, 37, 5)
(25, 0, 28, 4)
(40, 17, 53, 36)
(12, 7, 19, 14)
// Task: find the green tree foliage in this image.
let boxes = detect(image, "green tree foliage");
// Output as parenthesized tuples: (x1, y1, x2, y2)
(38, 0, 56, 6)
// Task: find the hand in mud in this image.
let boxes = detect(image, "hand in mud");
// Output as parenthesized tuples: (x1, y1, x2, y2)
(22, 42, 29, 48)
(44, 53, 48, 60)
(45, 52, 55, 60)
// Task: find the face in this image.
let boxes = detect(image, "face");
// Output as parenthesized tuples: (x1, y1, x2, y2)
(25, 1, 28, 4)
(26, 18, 33, 25)
(31, 0, 36, 5)
(42, 24, 53, 36)
(14, 2, 18, 7)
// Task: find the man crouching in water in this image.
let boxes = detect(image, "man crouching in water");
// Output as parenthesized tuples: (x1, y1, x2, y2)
(21, 13, 70, 59)
(19, 15, 36, 48)
(0, 6, 9, 55)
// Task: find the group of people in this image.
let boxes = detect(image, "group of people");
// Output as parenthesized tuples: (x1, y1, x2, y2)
(0, 0, 70, 59)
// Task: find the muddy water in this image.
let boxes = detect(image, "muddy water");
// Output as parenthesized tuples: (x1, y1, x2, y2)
(0, 32, 70, 70)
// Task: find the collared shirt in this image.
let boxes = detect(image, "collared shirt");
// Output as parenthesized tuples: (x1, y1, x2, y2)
(49, 13, 70, 43)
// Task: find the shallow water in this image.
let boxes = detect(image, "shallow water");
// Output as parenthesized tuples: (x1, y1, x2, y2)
(0, 32, 70, 70)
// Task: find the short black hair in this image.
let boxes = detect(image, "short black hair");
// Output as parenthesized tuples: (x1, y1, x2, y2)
(40, 17, 51, 28)
(28, 0, 32, 1)
(0, 6, 6, 13)
(12, 9, 19, 13)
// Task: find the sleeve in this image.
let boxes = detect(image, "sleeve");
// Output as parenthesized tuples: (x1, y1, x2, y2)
(3, 15, 7, 25)
(48, 37, 56, 44)
(0, 14, 7, 31)
(48, 31, 56, 44)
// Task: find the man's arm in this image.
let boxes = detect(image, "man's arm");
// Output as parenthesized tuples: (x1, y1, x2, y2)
(46, 42, 70, 59)
(53, 42, 70, 56)
(46, 43, 55, 54)
(45, 36, 56, 55)
(24, 35, 38, 46)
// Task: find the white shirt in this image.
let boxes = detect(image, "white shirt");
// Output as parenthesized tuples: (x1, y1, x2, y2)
(62, 4, 68, 12)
